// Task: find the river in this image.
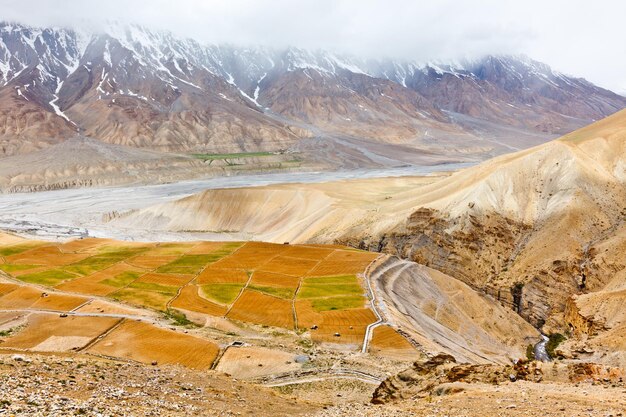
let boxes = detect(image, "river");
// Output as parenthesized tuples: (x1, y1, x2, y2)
(0, 163, 474, 241)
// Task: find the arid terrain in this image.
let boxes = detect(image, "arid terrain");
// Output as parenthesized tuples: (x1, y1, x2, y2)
(114, 109, 626, 369)
(1, 229, 624, 416)
(1, 10, 625, 416)
(0, 107, 606, 415)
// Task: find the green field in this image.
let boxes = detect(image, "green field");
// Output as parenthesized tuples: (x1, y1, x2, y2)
(0, 264, 41, 273)
(191, 151, 275, 161)
(157, 255, 217, 274)
(200, 283, 243, 305)
(18, 269, 77, 286)
(298, 275, 363, 299)
(310, 295, 365, 312)
(128, 281, 178, 296)
(100, 271, 143, 288)
(248, 285, 295, 299)
(64, 247, 148, 276)
(0, 243, 45, 257)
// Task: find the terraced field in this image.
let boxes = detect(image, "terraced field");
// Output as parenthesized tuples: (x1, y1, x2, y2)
(0, 235, 397, 349)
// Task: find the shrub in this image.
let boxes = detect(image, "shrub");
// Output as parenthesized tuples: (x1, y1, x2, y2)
(546, 333, 566, 359)
(526, 344, 536, 361)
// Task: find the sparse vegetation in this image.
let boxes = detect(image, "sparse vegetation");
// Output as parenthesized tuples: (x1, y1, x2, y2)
(0, 328, 15, 337)
(191, 151, 275, 161)
(110, 288, 172, 311)
(310, 295, 364, 311)
(18, 269, 76, 286)
(526, 344, 536, 361)
(164, 309, 197, 327)
(128, 281, 178, 295)
(101, 271, 142, 287)
(546, 333, 567, 359)
(0, 264, 41, 273)
(248, 284, 295, 299)
(298, 275, 362, 299)
(157, 254, 220, 274)
(200, 283, 244, 305)
(0, 243, 44, 256)
(64, 249, 146, 276)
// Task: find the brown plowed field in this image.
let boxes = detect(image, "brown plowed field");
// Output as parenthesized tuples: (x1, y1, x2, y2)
(196, 267, 249, 284)
(308, 260, 374, 276)
(369, 325, 419, 359)
(210, 242, 287, 269)
(88, 320, 219, 369)
(135, 272, 191, 287)
(141, 243, 195, 256)
(186, 241, 239, 254)
(0, 286, 44, 309)
(54, 263, 146, 296)
(125, 255, 178, 269)
(7, 245, 91, 266)
(250, 271, 300, 288)
(55, 276, 118, 296)
(56, 238, 113, 253)
(8, 266, 49, 277)
(283, 245, 335, 260)
(0, 282, 18, 296)
(296, 301, 376, 345)
(258, 256, 319, 276)
(227, 290, 294, 329)
(30, 293, 88, 312)
(324, 250, 378, 263)
(170, 285, 228, 316)
(0, 314, 120, 351)
(306, 250, 377, 277)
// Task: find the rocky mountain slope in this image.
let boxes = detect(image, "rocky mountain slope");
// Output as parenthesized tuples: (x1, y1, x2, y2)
(1, 21, 624, 161)
(368, 109, 626, 337)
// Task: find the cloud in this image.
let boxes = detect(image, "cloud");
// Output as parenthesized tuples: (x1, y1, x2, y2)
(1, 0, 625, 91)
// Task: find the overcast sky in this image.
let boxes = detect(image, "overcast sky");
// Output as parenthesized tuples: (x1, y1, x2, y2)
(3, 0, 626, 92)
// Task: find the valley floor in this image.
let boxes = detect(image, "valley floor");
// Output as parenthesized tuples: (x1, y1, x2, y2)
(0, 164, 469, 241)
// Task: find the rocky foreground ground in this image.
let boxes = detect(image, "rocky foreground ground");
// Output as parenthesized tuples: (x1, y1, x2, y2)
(2, 352, 625, 416)
(317, 381, 626, 417)
(0, 353, 317, 416)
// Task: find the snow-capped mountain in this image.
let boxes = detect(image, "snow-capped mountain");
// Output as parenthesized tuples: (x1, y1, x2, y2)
(0, 21, 624, 157)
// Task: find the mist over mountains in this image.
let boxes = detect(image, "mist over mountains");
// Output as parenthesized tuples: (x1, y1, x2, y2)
(0, 21, 624, 160)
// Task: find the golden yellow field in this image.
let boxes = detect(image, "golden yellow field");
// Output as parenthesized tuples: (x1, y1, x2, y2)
(227, 289, 295, 329)
(87, 320, 219, 369)
(0, 236, 380, 349)
(369, 325, 419, 358)
(0, 314, 121, 351)
(170, 284, 228, 316)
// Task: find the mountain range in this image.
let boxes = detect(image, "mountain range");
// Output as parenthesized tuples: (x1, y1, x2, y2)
(1, 21, 625, 163)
